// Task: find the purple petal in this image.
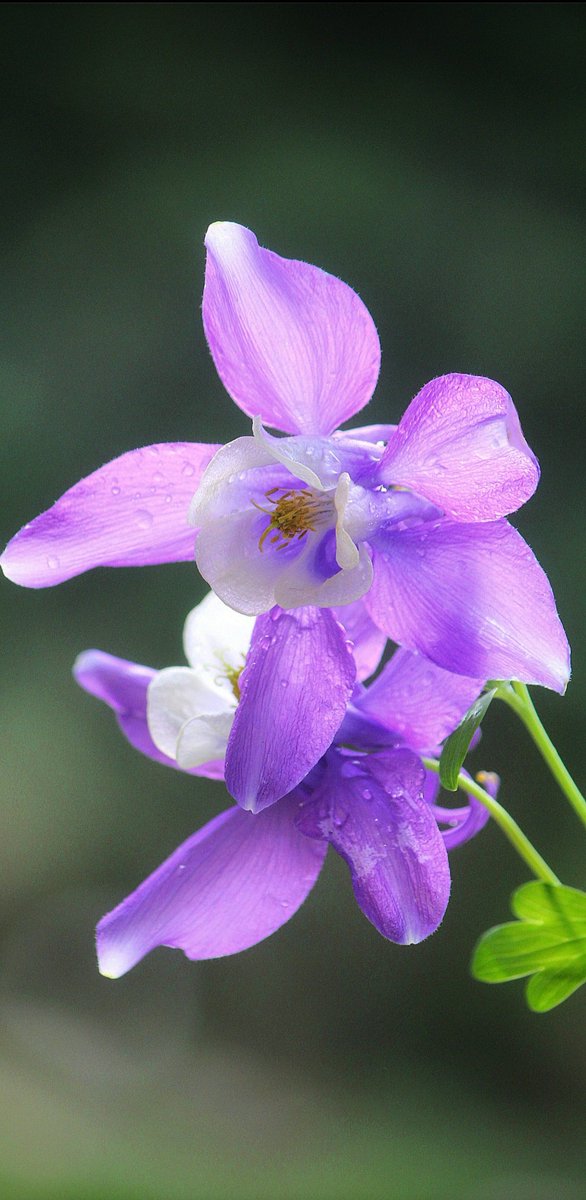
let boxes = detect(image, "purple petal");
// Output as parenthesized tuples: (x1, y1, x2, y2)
(253, 420, 385, 490)
(296, 748, 450, 944)
(377, 375, 539, 521)
(433, 770, 496, 850)
(331, 599, 387, 683)
(225, 607, 356, 813)
(366, 520, 570, 693)
(73, 651, 224, 780)
(1, 442, 219, 587)
(97, 794, 327, 975)
(203, 223, 380, 436)
(355, 647, 484, 751)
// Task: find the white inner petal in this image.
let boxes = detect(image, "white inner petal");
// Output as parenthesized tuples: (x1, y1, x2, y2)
(189, 435, 275, 525)
(252, 417, 330, 490)
(182, 591, 255, 684)
(147, 666, 235, 759)
(176, 711, 236, 770)
(334, 472, 360, 570)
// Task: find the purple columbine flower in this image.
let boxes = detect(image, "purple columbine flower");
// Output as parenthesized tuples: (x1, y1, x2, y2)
(1, 223, 569, 692)
(74, 592, 490, 972)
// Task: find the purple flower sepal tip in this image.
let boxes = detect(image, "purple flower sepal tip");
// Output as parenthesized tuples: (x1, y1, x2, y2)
(75, 592, 491, 975)
(1, 223, 569, 693)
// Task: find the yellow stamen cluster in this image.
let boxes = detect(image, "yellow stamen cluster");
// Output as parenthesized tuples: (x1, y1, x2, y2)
(252, 487, 331, 552)
(215, 657, 244, 700)
(224, 664, 243, 701)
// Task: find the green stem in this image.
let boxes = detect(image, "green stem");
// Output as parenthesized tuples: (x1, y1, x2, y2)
(422, 757, 561, 886)
(495, 682, 586, 831)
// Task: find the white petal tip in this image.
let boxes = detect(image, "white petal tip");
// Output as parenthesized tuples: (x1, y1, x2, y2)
(97, 946, 129, 979)
(205, 221, 253, 255)
(96, 931, 132, 979)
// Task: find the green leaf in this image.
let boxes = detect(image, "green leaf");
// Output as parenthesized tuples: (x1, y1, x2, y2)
(527, 964, 586, 1013)
(511, 880, 586, 927)
(471, 883, 586, 1012)
(439, 688, 497, 791)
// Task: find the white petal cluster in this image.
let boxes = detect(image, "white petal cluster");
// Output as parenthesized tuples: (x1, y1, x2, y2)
(147, 592, 254, 769)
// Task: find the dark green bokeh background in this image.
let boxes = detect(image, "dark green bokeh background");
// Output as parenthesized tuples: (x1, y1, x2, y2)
(1, 4, 584, 1197)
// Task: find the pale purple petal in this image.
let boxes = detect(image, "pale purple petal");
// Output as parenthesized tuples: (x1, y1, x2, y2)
(336, 423, 397, 443)
(366, 520, 570, 692)
(331, 599, 387, 683)
(377, 375, 539, 521)
(2, 443, 219, 588)
(355, 647, 484, 751)
(296, 749, 450, 944)
(225, 607, 356, 812)
(97, 794, 327, 975)
(73, 651, 224, 780)
(203, 222, 380, 436)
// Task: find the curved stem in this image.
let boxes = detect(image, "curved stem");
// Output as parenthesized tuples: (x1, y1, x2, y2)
(496, 682, 586, 831)
(422, 757, 561, 886)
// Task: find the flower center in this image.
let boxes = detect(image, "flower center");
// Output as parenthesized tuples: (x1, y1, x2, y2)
(252, 487, 332, 552)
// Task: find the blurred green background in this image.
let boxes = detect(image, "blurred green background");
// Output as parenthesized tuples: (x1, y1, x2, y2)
(0, 4, 584, 1198)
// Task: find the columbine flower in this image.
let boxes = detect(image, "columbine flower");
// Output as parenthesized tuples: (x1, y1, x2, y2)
(75, 592, 359, 813)
(75, 592, 490, 972)
(1, 223, 569, 691)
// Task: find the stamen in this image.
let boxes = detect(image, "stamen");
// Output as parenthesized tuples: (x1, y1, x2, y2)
(215, 658, 245, 700)
(252, 486, 332, 552)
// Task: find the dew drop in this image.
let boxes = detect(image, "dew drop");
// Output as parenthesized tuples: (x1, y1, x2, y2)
(135, 509, 154, 529)
(182, 462, 195, 477)
(111, 485, 121, 496)
(362, 788, 372, 801)
(280, 679, 288, 688)
(152, 471, 165, 485)
(46, 555, 60, 570)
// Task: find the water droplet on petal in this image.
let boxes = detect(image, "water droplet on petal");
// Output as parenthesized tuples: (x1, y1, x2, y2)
(135, 509, 154, 529)
(182, 462, 195, 477)
(46, 555, 60, 570)
(362, 788, 372, 801)
(111, 485, 121, 496)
